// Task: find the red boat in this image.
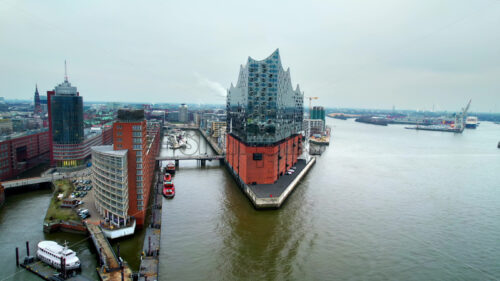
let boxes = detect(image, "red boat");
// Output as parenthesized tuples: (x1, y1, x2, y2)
(164, 173, 172, 182)
(162, 182, 175, 198)
(165, 162, 176, 175)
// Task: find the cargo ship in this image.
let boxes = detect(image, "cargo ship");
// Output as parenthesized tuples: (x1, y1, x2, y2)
(355, 116, 388, 126)
(405, 124, 463, 133)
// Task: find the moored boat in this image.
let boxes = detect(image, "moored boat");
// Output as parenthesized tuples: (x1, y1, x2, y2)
(163, 182, 175, 198)
(165, 162, 176, 175)
(164, 173, 172, 182)
(37, 241, 81, 270)
(465, 116, 478, 129)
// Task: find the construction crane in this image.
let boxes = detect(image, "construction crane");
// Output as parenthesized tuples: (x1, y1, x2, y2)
(306, 96, 319, 118)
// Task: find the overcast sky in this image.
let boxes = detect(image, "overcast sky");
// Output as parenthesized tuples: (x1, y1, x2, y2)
(1, 0, 499, 112)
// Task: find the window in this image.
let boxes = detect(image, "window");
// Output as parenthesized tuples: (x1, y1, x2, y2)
(253, 153, 263, 160)
(133, 138, 142, 144)
(133, 144, 142, 150)
(132, 125, 142, 131)
(116, 138, 122, 142)
(136, 157, 142, 163)
(117, 132, 122, 136)
(137, 163, 142, 169)
(116, 125, 122, 130)
(137, 169, 142, 175)
(137, 195, 143, 199)
(136, 151, 142, 156)
(136, 176, 142, 181)
(133, 131, 141, 137)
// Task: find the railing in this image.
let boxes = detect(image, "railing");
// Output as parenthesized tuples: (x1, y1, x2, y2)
(156, 154, 225, 161)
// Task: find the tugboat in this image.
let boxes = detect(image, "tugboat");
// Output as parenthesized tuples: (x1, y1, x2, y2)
(37, 241, 81, 270)
(163, 180, 175, 198)
(165, 162, 176, 175)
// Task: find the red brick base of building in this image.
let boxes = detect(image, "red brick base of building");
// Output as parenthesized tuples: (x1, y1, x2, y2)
(226, 134, 303, 185)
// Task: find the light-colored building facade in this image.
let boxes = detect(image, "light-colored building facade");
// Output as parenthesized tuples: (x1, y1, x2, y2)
(303, 119, 325, 137)
(179, 104, 188, 123)
(211, 121, 226, 138)
(91, 146, 129, 227)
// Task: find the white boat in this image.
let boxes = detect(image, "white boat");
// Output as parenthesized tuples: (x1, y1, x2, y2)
(465, 116, 478, 129)
(37, 241, 81, 270)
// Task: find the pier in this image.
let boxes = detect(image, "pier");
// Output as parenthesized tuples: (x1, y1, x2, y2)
(226, 157, 316, 208)
(137, 171, 163, 281)
(86, 222, 132, 280)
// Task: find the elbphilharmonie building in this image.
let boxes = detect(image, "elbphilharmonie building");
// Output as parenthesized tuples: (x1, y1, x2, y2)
(226, 49, 304, 184)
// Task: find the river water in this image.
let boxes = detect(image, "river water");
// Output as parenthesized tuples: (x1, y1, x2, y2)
(159, 120, 500, 281)
(1, 120, 499, 280)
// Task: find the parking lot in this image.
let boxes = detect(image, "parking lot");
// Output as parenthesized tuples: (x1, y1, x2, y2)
(68, 172, 102, 224)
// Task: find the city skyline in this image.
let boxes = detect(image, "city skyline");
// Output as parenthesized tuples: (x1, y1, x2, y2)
(1, 0, 499, 112)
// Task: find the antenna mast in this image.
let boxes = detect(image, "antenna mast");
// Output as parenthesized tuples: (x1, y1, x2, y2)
(64, 60, 68, 82)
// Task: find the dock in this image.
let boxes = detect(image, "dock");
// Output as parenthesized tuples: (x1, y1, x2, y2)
(226, 157, 316, 208)
(20, 256, 92, 281)
(86, 222, 132, 280)
(137, 171, 163, 281)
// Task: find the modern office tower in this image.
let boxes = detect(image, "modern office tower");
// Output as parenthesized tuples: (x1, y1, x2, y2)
(179, 103, 188, 123)
(34, 84, 42, 115)
(48, 64, 112, 167)
(92, 109, 160, 229)
(226, 49, 304, 184)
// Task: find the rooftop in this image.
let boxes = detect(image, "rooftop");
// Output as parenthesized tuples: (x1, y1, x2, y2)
(91, 145, 127, 156)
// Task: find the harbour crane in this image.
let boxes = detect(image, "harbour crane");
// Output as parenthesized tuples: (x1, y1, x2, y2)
(455, 99, 471, 132)
(306, 96, 319, 118)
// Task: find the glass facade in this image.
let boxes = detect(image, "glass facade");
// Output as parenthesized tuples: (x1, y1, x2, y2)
(51, 95, 84, 144)
(227, 49, 303, 144)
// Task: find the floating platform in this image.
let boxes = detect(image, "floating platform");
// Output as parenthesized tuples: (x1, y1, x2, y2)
(20, 257, 91, 281)
(227, 158, 316, 208)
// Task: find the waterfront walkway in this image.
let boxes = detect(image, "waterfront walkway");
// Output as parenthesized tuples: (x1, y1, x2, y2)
(228, 158, 316, 208)
(86, 222, 132, 280)
(138, 171, 163, 281)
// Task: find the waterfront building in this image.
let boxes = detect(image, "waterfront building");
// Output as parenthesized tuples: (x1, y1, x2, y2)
(91, 145, 131, 233)
(311, 106, 325, 123)
(303, 119, 325, 137)
(226, 49, 304, 184)
(179, 104, 188, 123)
(92, 109, 160, 229)
(48, 65, 112, 167)
(34, 84, 42, 115)
(0, 128, 50, 181)
(211, 121, 226, 138)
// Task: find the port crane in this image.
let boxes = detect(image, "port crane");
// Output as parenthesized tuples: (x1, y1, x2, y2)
(454, 99, 471, 132)
(306, 96, 318, 118)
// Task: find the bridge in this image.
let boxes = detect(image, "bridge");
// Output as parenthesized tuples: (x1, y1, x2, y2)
(156, 155, 225, 161)
(86, 222, 132, 280)
(0, 174, 65, 189)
